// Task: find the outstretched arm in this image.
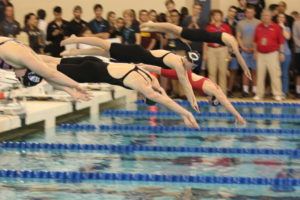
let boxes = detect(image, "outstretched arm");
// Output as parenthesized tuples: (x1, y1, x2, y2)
(124, 73, 199, 128)
(60, 47, 109, 57)
(140, 84, 199, 128)
(204, 80, 246, 125)
(168, 56, 199, 112)
(60, 35, 111, 51)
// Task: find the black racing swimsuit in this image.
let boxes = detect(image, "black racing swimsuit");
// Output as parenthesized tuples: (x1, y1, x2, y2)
(109, 43, 171, 69)
(57, 56, 152, 90)
(0, 38, 43, 87)
(180, 28, 224, 44)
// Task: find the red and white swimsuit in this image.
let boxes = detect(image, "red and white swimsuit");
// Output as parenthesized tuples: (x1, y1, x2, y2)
(160, 69, 208, 96)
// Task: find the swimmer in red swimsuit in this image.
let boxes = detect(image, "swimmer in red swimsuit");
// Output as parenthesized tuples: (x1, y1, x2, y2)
(141, 65, 246, 125)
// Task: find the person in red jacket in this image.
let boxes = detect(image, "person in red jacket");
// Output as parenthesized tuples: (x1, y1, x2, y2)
(203, 9, 232, 94)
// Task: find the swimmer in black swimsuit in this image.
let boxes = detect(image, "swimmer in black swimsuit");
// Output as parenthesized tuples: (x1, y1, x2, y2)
(0, 37, 89, 101)
(60, 36, 201, 112)
(139, 22, 252, 80)
(39, 55, 199, 128)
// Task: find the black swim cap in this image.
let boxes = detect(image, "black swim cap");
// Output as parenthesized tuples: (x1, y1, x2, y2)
(210, 96, 220, 107)
(22, 70, 43, 87)
(186, 50, 201, 69)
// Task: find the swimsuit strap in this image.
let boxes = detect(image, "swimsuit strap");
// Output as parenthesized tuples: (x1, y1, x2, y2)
(160, 52, 172, 59)
(119, 66, 152, 83)
(0, 39, 14, 46)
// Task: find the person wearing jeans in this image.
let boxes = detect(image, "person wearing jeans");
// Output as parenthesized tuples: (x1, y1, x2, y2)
(254, 10, 284, 101)
(277, 13, 292, 97)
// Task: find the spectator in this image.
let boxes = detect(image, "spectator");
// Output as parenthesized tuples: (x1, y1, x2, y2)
(0, 3, 20, 37)
(115, 17, 125, 39)
(165, 0, 176, 22)
(121, 9, 140, 45)
(23, 13, 44, 53)
(37, 9, 47, 42)
(181, 3, 205, 29)
(181, 2, 205, 73)
(46, 6, 68, 57)
(148, 9, 157, 22)
(0, 0, 10, 22)
(130, 9, 140, 28)
(269, 4, 279, 18)
(293, 16, 300, 98)
(236, 5, 260, 97)
(236, 0, 247, 21)
(180, 6, 189, 24)
(291, 11, 300, 21)
(107, 11, 117, 38)
(254, 9, 284, 101)
(204, 9, 232, 94)
(273, 1, 294, 30)
(225, 6, 239, 97)
(67, 5, 88, 36)
(277, 13, 292, 98)
(139, 9, 156, 50)
(89, 4, 110, 39)
(246, 0, 265, 19)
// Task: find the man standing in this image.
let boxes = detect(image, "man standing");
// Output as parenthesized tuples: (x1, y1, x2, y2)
(236, 5, 260, 97)
(139, 10, 156, 50)
(89, 4, 110, 39)
(46, 6, 69, 57)
(254, 10, 284, 101)
(67, 6, 88, 36)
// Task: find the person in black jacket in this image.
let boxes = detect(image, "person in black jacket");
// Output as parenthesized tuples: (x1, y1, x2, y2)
(46, 6, 68, 57)
(66, 5, 88, 37)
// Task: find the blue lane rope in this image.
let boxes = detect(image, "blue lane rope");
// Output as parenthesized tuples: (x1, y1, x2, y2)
(57, 123, 300, 136)
(0, 170, 298, 188)
(135, 100, 300, 108)
(1, 141, 299, 157)
(102, 110, 300, 121)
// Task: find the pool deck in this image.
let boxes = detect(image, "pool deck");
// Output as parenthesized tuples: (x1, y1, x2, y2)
(0, 85, 136, 133)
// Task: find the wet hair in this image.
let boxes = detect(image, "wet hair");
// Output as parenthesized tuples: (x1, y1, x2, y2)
(73, 5, 82, 12)
(93, 4, 103, 11)
(53, 6, 62, 13)
(37, 9, 46, 20)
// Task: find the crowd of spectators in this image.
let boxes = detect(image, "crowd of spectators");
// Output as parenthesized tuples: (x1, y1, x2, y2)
(0, 0, 300, 100)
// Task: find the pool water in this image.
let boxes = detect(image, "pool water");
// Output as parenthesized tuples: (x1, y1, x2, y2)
(0, 101, 300, 199)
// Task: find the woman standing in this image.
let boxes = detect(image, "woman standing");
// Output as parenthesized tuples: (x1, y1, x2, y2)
(23, 13, 44, 54)
(121, 9, 140, 45)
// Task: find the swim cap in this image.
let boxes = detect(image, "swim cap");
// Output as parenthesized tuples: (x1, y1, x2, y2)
(22, 70, 43, 87)
(210, 96, 220, 106)
(186, 50, 201, 69)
